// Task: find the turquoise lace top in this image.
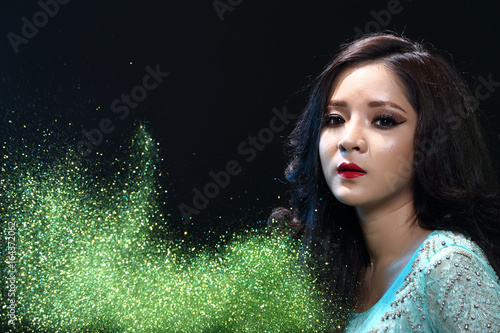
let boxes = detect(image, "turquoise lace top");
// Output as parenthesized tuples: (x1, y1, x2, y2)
(345, 230, 500, 332)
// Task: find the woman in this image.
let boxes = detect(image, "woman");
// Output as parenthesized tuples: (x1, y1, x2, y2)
(270, 32, 500, 331)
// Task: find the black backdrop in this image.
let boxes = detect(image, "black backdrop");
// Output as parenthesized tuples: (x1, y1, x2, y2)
(1, 0, 499, 245)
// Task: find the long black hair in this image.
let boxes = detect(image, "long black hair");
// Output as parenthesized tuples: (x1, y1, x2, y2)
(270, 32, 500, 327)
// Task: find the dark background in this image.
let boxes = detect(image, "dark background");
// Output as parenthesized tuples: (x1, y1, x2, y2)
(1, 0, 499, 245)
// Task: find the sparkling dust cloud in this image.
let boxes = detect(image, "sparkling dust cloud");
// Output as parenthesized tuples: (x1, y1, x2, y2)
(1, 121, 339, 332)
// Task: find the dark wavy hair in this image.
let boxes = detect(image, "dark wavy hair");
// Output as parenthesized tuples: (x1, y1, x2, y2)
(269, 32, 500, 327)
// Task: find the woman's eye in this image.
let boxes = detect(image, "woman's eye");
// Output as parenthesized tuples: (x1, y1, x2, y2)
(373, 115, 405, 129)
(323, 115, 345, 127)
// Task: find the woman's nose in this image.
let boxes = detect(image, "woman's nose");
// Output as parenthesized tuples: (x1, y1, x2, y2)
(338, 120, 367, 153)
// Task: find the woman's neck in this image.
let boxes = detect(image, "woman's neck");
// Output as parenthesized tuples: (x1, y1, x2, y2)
(355, 198, 432, 267)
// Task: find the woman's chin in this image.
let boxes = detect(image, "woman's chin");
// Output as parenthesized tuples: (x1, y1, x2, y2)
(333, 193, 365, 207)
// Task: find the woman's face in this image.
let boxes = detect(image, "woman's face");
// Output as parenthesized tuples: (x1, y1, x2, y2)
(319, 62, 418, 213)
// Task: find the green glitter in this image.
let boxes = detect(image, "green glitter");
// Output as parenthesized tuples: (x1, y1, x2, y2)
(1, 125, 337, 332)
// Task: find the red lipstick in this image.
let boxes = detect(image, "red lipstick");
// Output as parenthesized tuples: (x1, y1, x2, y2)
(338, 162, 366, 179)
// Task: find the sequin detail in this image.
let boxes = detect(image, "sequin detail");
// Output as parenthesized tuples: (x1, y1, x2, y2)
(345, 230, 500, 332)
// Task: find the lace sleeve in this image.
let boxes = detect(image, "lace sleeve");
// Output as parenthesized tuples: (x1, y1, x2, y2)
(424, 245, 500, 332)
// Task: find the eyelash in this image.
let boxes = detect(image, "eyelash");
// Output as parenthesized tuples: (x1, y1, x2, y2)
(322, 113, 406, 129)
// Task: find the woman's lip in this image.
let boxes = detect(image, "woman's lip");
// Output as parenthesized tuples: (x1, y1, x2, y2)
(337, 162, 366, 173)
(338, 171, 366, 179)
(337, 162, 366, 179)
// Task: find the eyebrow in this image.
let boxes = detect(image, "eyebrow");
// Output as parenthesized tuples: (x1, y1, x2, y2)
(327, 100, 348, 108)
(368, 100, 407, 113)
(327, 100, 407, 113)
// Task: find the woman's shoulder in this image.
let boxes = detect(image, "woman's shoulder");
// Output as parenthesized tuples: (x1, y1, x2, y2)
(345, 230, 500, 332)
(412, 229, 500, 332)
(412, 230, 497, 279)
